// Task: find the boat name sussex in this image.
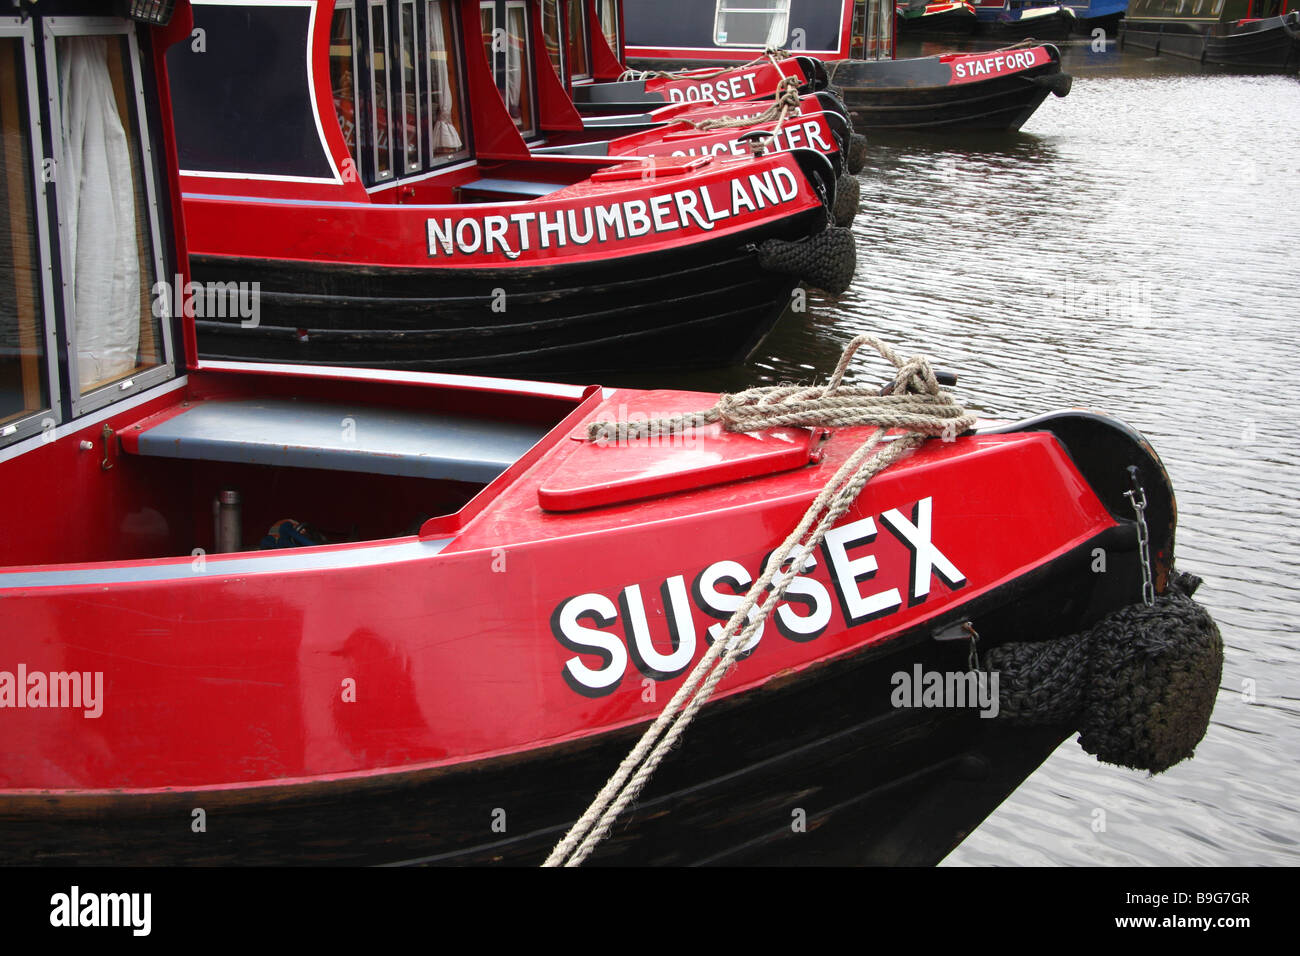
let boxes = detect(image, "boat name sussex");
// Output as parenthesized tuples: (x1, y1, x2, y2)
(426, 167, 802, 259)
(551, 497, 966, 696)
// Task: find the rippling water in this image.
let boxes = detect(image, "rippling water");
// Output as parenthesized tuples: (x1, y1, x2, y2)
(618, 41, 1300, 865)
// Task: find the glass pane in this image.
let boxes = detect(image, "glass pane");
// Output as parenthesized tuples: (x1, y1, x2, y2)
(0, 36, 50, 432)
(399, 1, 420, 172)
(714, 0, 791, 47)
(566, 0, 589, 77)
(542, 0, 563, 77)
(480, 5, 494, 71)
(427, 1, 467, 158)
(330, 7, 359, 164)
(598, 0, 619, 52)
(369, 1, 392, 178)
(505, 4, 533, 133)
(55, 34, 164, 396)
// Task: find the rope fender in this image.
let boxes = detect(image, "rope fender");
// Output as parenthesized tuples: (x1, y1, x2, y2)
(847, 133, 869, 175)
(833, 172, 861, 227)
(757, 225, 856, 295)
(984, 571, 1222, 774)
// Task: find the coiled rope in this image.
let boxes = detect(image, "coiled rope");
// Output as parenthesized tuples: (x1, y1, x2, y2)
(544, 335, 976, 867)
(683, 74, 804, 132)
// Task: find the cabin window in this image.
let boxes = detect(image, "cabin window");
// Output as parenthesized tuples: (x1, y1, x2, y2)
(481, 1, 536, 139)
(713, 0, 791, 48)
(367, 0, 394, 181)
(596, 0, 620, 53)
(566, 0, 591, 80)
(46, 22, 171, 413)
(426, 1, 468, 161)
(396, 0, 421, 173)
(330, 3, 360, 169)
(0, 25, 57, 446)
(542, 0, 564, 79)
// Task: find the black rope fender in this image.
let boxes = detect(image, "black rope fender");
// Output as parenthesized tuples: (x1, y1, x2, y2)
(756, 225, 856, 296)
(832, 172, 860, 227)
(847, 133, 869, 175)
(983, 571, 1223, 774)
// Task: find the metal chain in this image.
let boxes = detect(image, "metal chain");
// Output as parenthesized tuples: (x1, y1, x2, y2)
(1124, 470, 1155, 607)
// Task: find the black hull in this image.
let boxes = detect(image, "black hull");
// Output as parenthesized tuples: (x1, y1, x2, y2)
(898, 10, 979, 37)
(0, 412, 1175, 867)
(1119, 21, 1209, 59)
(1073, 12, 1123, 36)
(828, 48, 1069, 131)
(974, 11, 1077, 41)
(191, 212, 824, 379)
(1204, 16, 1300, 70)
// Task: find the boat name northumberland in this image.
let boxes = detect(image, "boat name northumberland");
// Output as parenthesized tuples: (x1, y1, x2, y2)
(426, 167, 801, 259)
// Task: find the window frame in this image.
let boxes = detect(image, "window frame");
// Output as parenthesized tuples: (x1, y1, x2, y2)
(366, 0, 395, 183)
(41, 16, 175, 420)
(596, 0, 620, 56)
(396, 0, 422, 174)
(566, 0, 591, 83)
(711, 0, 792, 48)
(330, 0, 361, 169)
(481, 0, 538, 142)
(0, 16, 62, 447)
(423, 0, 472, 169)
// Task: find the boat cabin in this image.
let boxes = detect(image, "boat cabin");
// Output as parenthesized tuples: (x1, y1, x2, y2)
(0, 1, 598, 570)
(622, 0, 895, 65)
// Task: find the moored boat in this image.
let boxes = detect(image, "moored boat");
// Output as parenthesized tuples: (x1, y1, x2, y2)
(830, 43, 1072, 131)
(896, 0, 981, 37)
(622, 0, 1071, 132)
(167, 0, 854, 377)
(1121, 0, 1300, 69)
(971, 0, 1080, 40)
(1064, 0, 1128, 36)
(1, 0, 1222, 867)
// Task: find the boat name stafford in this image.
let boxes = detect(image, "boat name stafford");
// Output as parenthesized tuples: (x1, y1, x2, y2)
(426, 167, 801, 259)
(551, 497, 965, 696)
(951, 49, 1045, 82)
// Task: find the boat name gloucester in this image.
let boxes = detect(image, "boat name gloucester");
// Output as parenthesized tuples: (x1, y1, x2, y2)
(950, 49, 1044, 81)
(659, 119, 836, 161)
(551, 497, 966, 696)
(665, 71, 760, 103)
(426, 167, 800, 259)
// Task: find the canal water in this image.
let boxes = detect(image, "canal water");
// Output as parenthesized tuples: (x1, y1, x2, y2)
(616, 40, 1300, 865)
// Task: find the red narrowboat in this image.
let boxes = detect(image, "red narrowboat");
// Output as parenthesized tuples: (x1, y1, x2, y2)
(1, 0, 1221, 866)
(622, 0, 1072, 132)
(166, 0, 854, 377)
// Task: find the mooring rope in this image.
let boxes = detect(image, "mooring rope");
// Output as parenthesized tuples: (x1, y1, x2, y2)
(618, 47, 792, 84)
(683, 73, 803, 133)
(543, 335, 976, 867)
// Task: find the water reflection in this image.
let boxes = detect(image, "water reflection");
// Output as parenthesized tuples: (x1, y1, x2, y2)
(624, 49, 1300, 865)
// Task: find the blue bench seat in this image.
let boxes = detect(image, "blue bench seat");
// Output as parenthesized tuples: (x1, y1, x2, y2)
(125, 398, 550, 484)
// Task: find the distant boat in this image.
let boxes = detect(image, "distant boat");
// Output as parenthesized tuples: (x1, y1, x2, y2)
(1122, 0, 1300, 70)
(896, 0, 981, 37)
(970, 0, 1080, 40)
(622, 0, 1072, 132)
(1063, 0, 1129, 35)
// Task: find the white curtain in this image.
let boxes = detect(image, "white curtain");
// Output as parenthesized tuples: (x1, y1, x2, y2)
(505, 15, 523, 124)
(764, 8, 791, 49)
(428, 7, 462, 150)
(59, 36, 140, 392)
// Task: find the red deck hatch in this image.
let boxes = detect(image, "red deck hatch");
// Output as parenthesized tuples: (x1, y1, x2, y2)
(538, 390, 822, 512)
